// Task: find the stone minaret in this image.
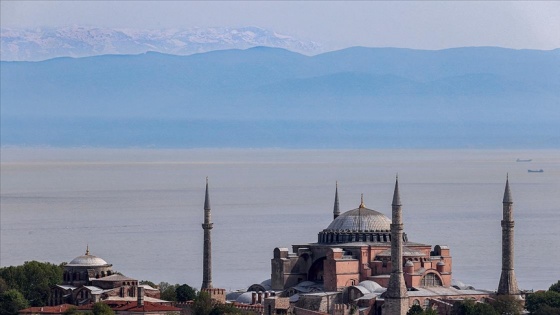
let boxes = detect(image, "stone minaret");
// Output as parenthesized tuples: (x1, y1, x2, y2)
(384, 176, 408, 315)
(498, 176, 519, 295)
(201, 177, 213, 289)
(333, 181, 340, 220)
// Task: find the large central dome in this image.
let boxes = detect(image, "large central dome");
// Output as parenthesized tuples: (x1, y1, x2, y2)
(326, 207, 391, 231)
(317, 202, 396, 244)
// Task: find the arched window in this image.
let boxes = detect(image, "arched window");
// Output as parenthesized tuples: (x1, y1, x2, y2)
(420, 273, 443, 287)
(413, 299, 420, 305)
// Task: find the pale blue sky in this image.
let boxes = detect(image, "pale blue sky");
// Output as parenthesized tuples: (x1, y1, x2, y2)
(1, 1, 559, 50)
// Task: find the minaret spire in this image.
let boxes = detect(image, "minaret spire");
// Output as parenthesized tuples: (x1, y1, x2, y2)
(498, 175, 519, 296)
(333, 182, 340, 220)
(204, 177, 211, 210)
(503, 174, 512, 204)
(392, 174, 401, 206)
(384, 175, 408, 315)
(201, 177, 213, 289)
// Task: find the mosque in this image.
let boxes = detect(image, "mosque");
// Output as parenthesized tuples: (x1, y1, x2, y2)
(217, 177, 522, 314)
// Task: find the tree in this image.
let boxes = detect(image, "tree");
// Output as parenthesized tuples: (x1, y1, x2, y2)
(407, 305, 424, 315)
(63, 306, 79, 315)
(192, 291, 214, 315)
(452, 299, 476, 315)
(0, 278, 8, 294)
(0, 289, 29, 315)
(533, 304, 560, 315)
(526, 290, 560, 314)
(0, 261, 63, 307)
(158, 282, 173, 292)
(422, 307, 438, 315)
(491, 295, 522, 315)
(92, 302, 115, 315)
(176, 284, 197, 302)
(160, 282, 178, 302)
(550, 281, 560, 293)
(473, 303, 498, 315)
(210, 303, 241, 315)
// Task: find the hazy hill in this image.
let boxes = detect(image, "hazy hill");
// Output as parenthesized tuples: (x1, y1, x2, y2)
(1, 46, 559, 148)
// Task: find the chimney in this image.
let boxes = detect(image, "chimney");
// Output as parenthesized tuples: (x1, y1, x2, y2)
(251, 292, 257, 305)
(137, 286, 144, 307)
(264, 291, 270, 298)
(257, 292, 263, 304)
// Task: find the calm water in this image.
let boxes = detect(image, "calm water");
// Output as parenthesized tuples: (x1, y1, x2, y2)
(1, 148, 559, 291)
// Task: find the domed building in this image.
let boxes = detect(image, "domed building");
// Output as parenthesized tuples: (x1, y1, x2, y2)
(62, 246, 114, 286)
(268, 179, 519, 315)
(271, 191, 452, 292)
(49, 248, 163, 306)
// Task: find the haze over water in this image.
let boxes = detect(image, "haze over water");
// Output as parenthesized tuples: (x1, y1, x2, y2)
(1, 148, 559, 291)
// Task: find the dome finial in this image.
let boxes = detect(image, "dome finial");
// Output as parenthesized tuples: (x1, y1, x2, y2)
(85, 244, 90, 256)
(359, 193, 365, 208)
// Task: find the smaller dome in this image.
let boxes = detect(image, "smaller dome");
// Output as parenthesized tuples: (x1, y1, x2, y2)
(68, 255, 108, 266)
(405, 261, 414, 267)
(437, 261, 445, 266)
(67, 247, 109, 266)
(235, 291, 255, 304)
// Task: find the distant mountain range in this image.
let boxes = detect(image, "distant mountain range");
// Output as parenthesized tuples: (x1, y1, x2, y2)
(1, 46, 559, 148)
(0, 26, 322, 61)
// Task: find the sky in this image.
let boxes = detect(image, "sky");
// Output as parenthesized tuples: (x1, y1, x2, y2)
(1, 1, 559, 50)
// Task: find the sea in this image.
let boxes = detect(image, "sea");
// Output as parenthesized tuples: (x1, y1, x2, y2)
(1, 148, 559, 292)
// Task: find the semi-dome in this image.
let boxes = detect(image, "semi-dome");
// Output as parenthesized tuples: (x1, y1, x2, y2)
(358, 280, 384, 293)
(326, 207, 391, 231)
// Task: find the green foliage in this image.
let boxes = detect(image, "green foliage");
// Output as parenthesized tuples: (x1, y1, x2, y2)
(422, 307, 438, 315)
(158, 282, 197, 302)
(451, 299, 498, 315)
(63, 306, 79, 315)
(160, 282, 178, 302)
(532, 304, 560, 315)
(158, 281, 173, 292)
(452, 299, 476, 315)
(550, 281, 560, 293)
(191, 291, 241, 315)
(473, 303, 498, 315)
(0, 261, 63, 307)
(526, 290, 560, 314)
(491, 295, 522, 315)
(209, 303, 242, 315)
(92, 302, 115, 315)
(0, 278, 8, 293)
(407, 305, 424, 315)
(0, 289, 30, 315)
(192, 291, 214, 315)
(176, 284, 197, 302)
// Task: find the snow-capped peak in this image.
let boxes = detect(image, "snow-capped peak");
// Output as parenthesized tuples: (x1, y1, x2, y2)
(1, 26, 323, 61)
